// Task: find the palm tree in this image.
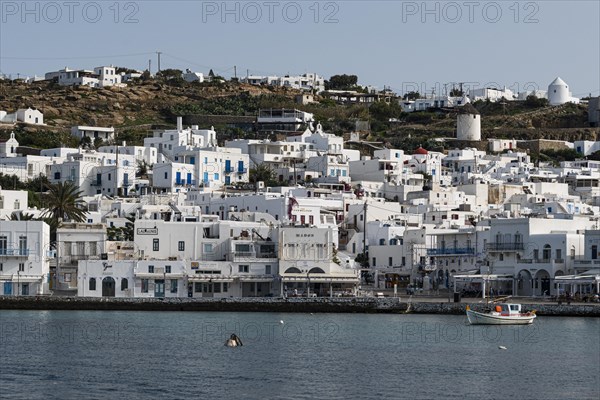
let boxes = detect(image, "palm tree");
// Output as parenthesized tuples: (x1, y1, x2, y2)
(10, 211, 36, 221)
(249, 164, 276, 187)
(43, 181, 87, 224)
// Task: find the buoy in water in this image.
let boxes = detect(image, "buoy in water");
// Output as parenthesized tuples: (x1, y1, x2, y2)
(225, 334, 243, 347)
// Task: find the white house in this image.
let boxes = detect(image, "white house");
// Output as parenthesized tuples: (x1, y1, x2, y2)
(0, 221, 52, 296)
(0, 108, 44, 125)
(182, 69, 204, 83)
(71, 126, 116, 142)
(55, 223, 107, 293)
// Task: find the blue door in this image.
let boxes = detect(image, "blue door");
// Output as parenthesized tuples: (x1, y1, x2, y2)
(203, 172, 209, 184)
(4, 282, 12, 295)
(238, 160, 244, 173)
(186, 173, 192, 185)
(190, 156, 195, 165)
(225, 176, 231, 185)
(225, 160, 231, 173)
(175, 172, 181, 185)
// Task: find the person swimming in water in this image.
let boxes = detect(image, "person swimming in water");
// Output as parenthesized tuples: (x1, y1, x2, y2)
(225, 334, 243, 347)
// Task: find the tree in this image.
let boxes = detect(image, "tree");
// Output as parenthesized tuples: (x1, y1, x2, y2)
(136, 160, 152, 178)
(42, 181, 87, 225)
(10, 211, 36, 221)
(325, 74, 359, 90)
(157, 68, 183, 81)
(403, 91, 421, 101)
(525, 94, 549, 108)
(249, 164, 276, 187)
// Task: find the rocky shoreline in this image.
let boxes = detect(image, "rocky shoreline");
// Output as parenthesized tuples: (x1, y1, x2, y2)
(1, 296, 599, 317)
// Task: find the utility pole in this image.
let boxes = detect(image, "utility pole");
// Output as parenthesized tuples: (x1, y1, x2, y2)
(156, 51, 162, 72)
(363, 201, 367, 265)
(234, 65, 237, 79)
(148, 59, 151, 74)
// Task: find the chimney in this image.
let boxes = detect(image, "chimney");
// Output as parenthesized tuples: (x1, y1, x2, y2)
(177, 117, 183, 132)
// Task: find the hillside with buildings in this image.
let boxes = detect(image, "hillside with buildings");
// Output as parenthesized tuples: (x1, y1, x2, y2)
(0, 76, 597, 154)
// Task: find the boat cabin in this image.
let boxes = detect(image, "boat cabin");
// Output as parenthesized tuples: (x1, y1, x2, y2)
(494, 303, 522, 315)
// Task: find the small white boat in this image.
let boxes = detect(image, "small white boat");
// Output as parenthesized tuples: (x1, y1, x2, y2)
(466, 303, 536, 325)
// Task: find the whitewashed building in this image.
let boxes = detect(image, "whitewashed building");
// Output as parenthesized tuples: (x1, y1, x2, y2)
(0, 221, 52, 296)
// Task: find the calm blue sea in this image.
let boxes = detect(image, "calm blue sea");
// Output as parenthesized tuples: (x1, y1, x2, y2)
(0, 310, 598, 400)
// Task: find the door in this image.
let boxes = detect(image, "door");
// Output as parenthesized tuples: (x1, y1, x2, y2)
(21, 283, 29, 296)
(225, 176, 231, 185)
(190, 156, 195, 165)
(175, 172, 181, 185)
(238, 160, 244, 173)
(102, 277, 116, 297)
(154, 279, 165, 297)
(225, 160, 231, 172)
(4, 282, 12, 295)
(187, 173, 192, 185)
(203, 172, 209, 185)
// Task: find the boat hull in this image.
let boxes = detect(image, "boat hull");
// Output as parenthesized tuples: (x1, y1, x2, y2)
(466, 309, 536, 325)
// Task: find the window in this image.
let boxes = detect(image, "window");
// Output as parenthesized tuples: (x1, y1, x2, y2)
(89, 278, 96, 291)
(18, 263, 25, 272)
(194, 282, 202, 292)
(19, 236, 27, 255)
(203, 243, 213, 253)
(14, 200, 20, 209)
(121, 278, 128, 291)
(142, 279, 149, 293)
(148, 265, 154, 273)
(170, 279, 178, 293)
(165, 265, 171, 274)
(389, 257, 393, 267)
(214, 282, 221, 293)
(89, 243, 97, 256)
(238, 265, 249, 273)
(0, 263, 2, 271)
(372, 257, 376, 266)
(499, 254, 504, 261)
(556, 249, 562, 260)
(265, 265, 271, 275)
(153, 239, 159, 251)
(178, 241, 185, 251)
(223, 282, 228, 292)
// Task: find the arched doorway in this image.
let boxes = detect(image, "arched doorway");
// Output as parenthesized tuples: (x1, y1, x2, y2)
(516, 270, 533, 296)
(535, 269, 551, 296)
(102, 277, 116, 297)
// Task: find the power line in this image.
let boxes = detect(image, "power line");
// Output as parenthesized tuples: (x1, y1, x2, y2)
(0, 52, 155, 61)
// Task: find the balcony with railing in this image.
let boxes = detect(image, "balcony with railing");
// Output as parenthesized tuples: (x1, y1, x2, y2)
(427, 247, 475, 256)
(224, 167, 235, 173)
(486, 242, 524, 251)
(90, 180, 102, 186)
(0, 248, 31, 257)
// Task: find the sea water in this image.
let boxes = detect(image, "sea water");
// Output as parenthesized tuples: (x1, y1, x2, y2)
(0, 310, 598, 399)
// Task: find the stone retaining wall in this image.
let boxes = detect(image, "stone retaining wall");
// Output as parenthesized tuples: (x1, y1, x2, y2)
(1, 297, 598, 317)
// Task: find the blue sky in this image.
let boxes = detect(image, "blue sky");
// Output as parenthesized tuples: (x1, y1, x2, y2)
(1, 0, 598, 96)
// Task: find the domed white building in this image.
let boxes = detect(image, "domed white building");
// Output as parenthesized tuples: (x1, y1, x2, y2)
(456, 103, 481, 141)
(548, 77, 579, 106)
